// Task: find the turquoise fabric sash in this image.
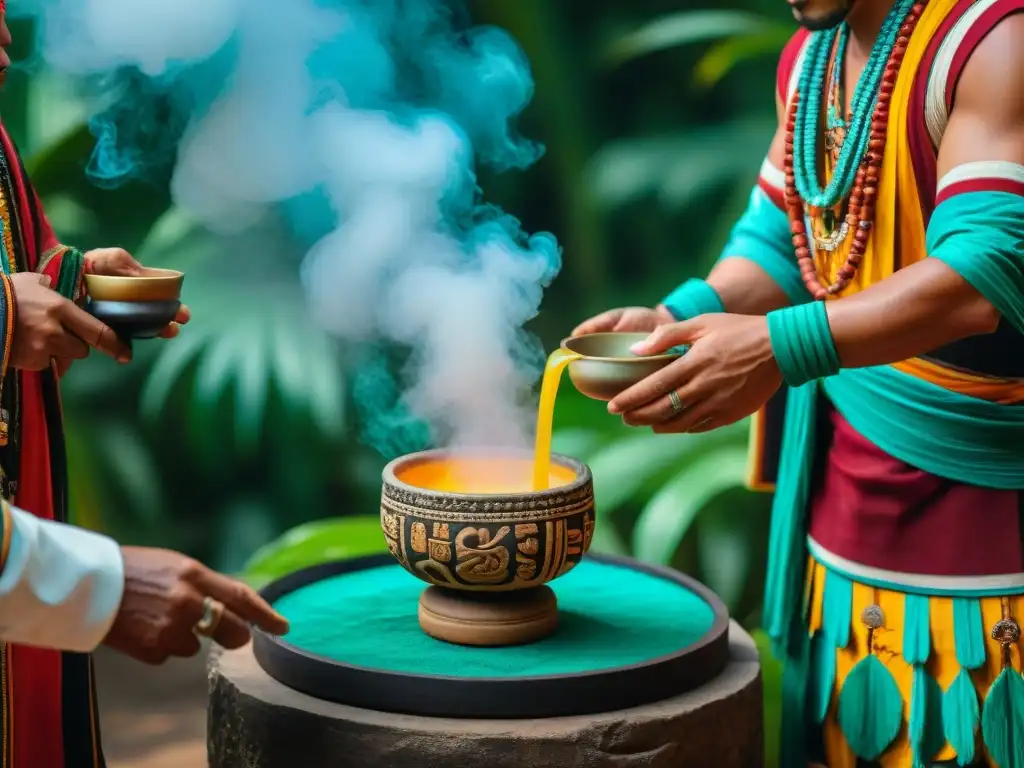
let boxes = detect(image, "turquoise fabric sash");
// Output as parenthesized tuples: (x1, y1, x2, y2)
(763, 189, 1024, 656)
(825, 367, 1024, 487)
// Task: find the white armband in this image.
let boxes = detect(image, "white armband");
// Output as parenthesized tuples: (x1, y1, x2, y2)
(0, 503, 125, 652)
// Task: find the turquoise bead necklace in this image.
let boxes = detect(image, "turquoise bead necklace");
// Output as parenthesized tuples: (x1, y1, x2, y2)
(793, 0, 918, 211)
(784, 1, 927, 299)
(824, 31, 849, 158)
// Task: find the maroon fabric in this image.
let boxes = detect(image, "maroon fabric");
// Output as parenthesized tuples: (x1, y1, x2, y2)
(807, 402, 1024, 577)
(945, 1, 1024, 113)
(906, 0, 975, 226)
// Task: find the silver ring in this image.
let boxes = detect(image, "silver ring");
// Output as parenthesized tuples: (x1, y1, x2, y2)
(668, 390, 685, 416)
(194, 596, 224, 637)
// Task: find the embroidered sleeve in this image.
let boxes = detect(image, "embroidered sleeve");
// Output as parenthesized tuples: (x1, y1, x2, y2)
(36, 245, 87, 304)
(0, 501, 11, 575)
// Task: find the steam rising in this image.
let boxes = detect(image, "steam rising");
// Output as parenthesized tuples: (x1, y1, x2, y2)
(14, 0, 560, 455)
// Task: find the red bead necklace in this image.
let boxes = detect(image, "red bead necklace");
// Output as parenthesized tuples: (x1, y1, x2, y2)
(783, 2, 927, 300)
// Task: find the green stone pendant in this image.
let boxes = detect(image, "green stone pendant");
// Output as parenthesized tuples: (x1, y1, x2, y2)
(823, 208, 836, 233)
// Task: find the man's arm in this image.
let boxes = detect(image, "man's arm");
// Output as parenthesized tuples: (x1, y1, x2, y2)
(822, 15, 1022, 368)
(0, 501, 125, 651)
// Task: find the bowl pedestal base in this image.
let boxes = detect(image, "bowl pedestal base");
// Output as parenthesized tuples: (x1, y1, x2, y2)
(417, 585, 558, 647)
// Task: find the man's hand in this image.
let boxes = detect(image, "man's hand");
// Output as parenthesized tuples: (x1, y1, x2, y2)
(572, 306, 675, 336)
(84, 247, 143, 277)
(103, 546, 290, 665)
(9, 273, 131, 369)
(607, 314, 782, 434)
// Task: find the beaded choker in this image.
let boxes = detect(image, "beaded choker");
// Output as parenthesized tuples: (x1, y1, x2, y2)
(785, 0, 927, 299)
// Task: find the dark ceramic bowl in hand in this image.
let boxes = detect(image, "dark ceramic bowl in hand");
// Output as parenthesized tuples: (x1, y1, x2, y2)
(84, 268, 184, 340)
(561, 332, 683, 401)
(86, 300, 181, 340)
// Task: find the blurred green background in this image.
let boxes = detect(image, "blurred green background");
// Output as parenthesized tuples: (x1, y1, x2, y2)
(9, 0, 794, 762)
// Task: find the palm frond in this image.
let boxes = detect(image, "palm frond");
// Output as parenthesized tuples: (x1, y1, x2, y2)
(604, 10, 789, 68)
(585, 120, 775, 210)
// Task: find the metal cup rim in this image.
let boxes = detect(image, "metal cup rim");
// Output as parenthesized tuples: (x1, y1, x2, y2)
(560, 332, 682, 363)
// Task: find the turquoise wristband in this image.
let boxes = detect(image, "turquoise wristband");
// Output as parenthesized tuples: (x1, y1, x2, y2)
(661, 279, 724, 321)
(766, 301, 840, 387)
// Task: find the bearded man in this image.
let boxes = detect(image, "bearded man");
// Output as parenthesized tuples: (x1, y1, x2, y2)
(576, 0, 1024, 765)
(0, 5, 289, 768)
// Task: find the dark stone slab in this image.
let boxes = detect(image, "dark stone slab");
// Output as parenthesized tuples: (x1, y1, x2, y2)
(207, 621, 763, 768)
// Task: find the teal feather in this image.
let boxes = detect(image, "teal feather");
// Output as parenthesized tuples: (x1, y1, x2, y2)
(908, 665, 944, 767)
(809, 632, 836, 723)
(837, 654, 904, 760)
(952, 598, 985, 670)
(903, 594, 930, 665)
(942, 668, 979, 767)
(822, 569, 852, 648)
(982, 668, 1024, 768)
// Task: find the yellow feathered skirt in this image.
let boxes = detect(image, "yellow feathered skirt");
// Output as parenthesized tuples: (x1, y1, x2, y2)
(806, 558, 1024, 768)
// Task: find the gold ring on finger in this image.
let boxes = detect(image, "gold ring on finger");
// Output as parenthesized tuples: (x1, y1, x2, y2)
(668, 390, 685, 416)
(194, 596, 225, 637)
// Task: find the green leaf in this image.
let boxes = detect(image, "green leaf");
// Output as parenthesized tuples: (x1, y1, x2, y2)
(215, 499, 280, 574)
(588, 523, 629, 557)
(586, 121, 775, 211)
(550, 427, 604, 462)
(604, 11, 788, 68)
(693, 30, 794, 89)
(587, 421, 747, 517)
(241, 517, 388, 589)
(140, 330, 206, 417)
(695, 486, 768, 610)
(631, 443, 749, 566)
(93, 422, 164, 522)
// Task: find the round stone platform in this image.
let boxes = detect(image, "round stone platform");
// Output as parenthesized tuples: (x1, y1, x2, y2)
(206, 621, 763, 768)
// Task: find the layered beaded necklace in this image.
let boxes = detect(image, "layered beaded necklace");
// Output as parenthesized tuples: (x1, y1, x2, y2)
(784, 0, 927, 299)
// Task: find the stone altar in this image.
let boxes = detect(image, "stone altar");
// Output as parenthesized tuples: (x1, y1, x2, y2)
(206, 620, 763, 768)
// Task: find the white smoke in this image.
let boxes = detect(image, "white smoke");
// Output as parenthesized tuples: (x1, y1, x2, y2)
(16, 0, 560, 454)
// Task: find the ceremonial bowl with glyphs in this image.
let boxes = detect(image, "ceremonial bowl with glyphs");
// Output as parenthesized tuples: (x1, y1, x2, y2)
(380, 449, 595, 647)
(561, 332, 682, 401)
(84, 268, 184, 341)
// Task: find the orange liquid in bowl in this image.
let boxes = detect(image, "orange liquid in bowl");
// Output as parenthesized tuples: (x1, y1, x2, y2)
(395, 347, 582, 495)
(397, 455, 576, 494)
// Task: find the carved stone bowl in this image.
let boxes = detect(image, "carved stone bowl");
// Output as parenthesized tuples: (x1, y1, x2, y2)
(380, 450, 595, 647)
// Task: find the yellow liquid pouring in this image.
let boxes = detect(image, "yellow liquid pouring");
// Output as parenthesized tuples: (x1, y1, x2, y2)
(392, 348, 581, 495)
(531, 348, 581, 490)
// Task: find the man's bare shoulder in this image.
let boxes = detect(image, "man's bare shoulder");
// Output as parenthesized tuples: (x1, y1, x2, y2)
(951, 14, 1024, 132)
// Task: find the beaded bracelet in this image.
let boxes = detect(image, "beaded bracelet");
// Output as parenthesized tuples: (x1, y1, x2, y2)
(766, 301, 840, 388)
(661, 279, 725, 321)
